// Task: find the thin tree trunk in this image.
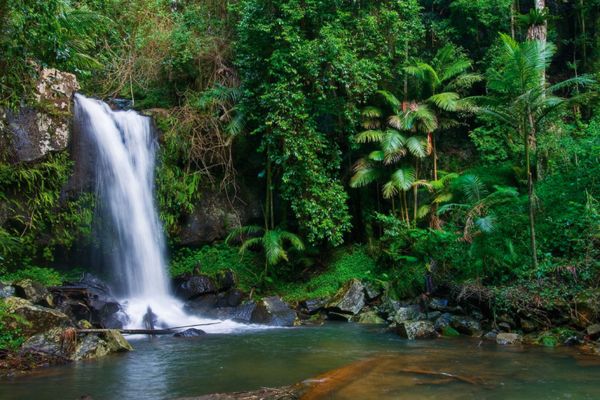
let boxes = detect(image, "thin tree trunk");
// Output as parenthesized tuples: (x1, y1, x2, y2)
(431, 132, 438, 181)
(526, 109, 539, 270)
(413, 161, 419, 223)
(511, 1, 516, 39)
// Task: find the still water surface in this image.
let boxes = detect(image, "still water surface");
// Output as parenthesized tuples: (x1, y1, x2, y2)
(2, 323, 599, 400)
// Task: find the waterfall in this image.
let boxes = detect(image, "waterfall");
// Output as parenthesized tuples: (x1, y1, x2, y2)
(74, 94, 247, 332)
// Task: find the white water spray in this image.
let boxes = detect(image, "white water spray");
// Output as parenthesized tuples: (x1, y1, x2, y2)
(74, 94, 250, 333)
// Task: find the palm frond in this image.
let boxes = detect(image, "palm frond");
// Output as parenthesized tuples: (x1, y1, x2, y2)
(429, 92, 460, 111)
(405, 136, 428, 158)
(355, 130, 385, 144)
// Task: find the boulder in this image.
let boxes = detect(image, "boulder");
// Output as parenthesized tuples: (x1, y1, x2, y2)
(484, 331, 498, 341)
(3, 297, 72, 336)
(199, 301, 257, 323)
(301, 298, 327, 315)
(496, 332, 522, 345)
(1, 68, 79, 163)
(428, 298, 450, 312)
(0, 282, 15, 299)
(22, 327, 132, 361)
(174, 328, 206, 338)
(356, 311, 385, 325)
(433, 313, 453, 331)
(586, 324, 600, 340)
(251, 297, 298, 327)
(175, 275, 217, 300)
(425, 311, 442, 321)
(326, 279, 365, 315)
(391, 305, 421, 324)
(396, 321, 438, 340)
(216, 289, 245, 308)
(13, 279, 54, 307)
(363, 283, 382, 301)
(451, 316, 482, 337)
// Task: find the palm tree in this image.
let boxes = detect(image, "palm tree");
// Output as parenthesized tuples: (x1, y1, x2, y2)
(350, 93, 429, 226)
(404, 45, 481, 180)
(473, 33, 595, 270)
(226, 225, 305, 282)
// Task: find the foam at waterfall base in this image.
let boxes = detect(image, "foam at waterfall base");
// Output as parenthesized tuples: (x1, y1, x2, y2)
(122, 295, 266, 334)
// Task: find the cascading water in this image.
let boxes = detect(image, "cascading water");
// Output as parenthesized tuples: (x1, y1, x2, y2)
(74, 94, 248, 333)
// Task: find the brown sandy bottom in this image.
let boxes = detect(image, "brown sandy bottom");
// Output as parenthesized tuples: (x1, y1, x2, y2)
(178, 345, 600, 400)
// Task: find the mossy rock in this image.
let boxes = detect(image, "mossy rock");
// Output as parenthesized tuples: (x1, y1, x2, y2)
(3, 297, 71, 337)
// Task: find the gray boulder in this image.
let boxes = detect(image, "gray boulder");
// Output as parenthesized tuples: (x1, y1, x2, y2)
(174, 328, 206, 338)
(326, 279, 365, 315)
(396, 321, 438, 340)
(496, 332, 522, 345)
(451, 316, 483, 337)
(251, 297, 298, 327)
(391, 305, 421, 324)
(0, 282, 15, 299)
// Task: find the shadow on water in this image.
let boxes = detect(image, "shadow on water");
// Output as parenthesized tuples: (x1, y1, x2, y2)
(2, 323, 600, 400)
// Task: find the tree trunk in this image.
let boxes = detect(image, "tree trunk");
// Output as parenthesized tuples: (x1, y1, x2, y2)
(526, 110, 539, 270)
(527, 0, 547, 42)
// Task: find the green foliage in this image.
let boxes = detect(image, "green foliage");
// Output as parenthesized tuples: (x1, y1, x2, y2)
(0, 300, 27, 350)
(234, 0, 424, 246)
(0, 152, 94, 270)
(1, 266, 64, 286)
(275, 246, 377, 302)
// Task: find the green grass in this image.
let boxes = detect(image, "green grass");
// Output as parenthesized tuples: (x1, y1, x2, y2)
(169, 243, 262, 291)
(1, 266, 65, 286)
(273, 246, 378, 302)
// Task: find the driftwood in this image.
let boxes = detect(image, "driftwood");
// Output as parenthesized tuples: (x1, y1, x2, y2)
(398, 368, 482, 385)
(76, 322, 222, 336)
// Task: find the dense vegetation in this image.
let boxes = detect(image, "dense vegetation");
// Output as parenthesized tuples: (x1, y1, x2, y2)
(1, 0, 599, 311)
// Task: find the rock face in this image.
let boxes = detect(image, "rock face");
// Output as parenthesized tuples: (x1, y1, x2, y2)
(22, 327, 133, 361)
(177, 189, 261, 246)
(251, 297, 298, 327)
(3, 297, 72, 336)
(1, 68, 79, 163)
(326, 279, 365, 316)
(396, 321, 438, 340)
(356, 311, 385, 325)
(391, 306, 421, 324)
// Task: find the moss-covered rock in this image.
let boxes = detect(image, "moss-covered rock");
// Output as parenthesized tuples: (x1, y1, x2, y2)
(3, 297, 71, 337)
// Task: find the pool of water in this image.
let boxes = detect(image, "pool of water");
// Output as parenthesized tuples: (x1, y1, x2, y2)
(2, 323, 599, 400)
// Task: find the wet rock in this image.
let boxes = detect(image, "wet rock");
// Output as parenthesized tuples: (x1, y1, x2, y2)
(356, 311, 385, 325)
(396, 321, 438, 340)
(1, 68, 79, 163)
(202, 302, 257, 323)
(451, 316, 482, 337)
(496, 332, 522, 345)
(428, 298, 449, 312)
(3, 297, 72, 336)
(13, 279, 54, 307)
(251, 297, 298, 327)
(586, 324, 600, 340)
(215, 269, 237, 292)
(363, 283, 382, 301)
(390, 305, 421, 324)
(174, 328, 206, 338)
(301, 298, 327, 315)
(0, 282, 15, 299)
(564, 336, 583, 346)
(484, 331, 498, 341)
(433, 313, 453, 331)
(425, 311, 442, 321)
(326, 279, 365, 315)
(175, 275, 217, 300)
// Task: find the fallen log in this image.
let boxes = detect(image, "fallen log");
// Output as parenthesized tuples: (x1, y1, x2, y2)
(77, 322, 222, 336)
